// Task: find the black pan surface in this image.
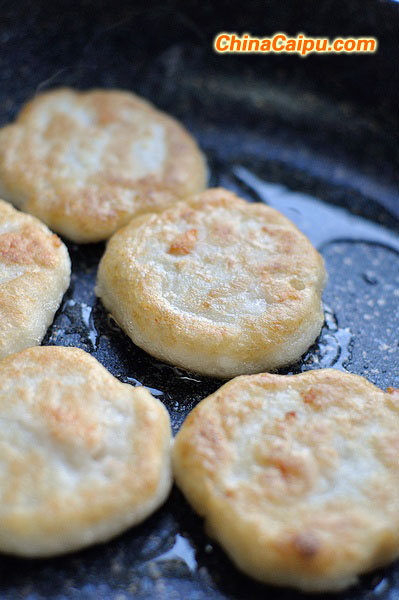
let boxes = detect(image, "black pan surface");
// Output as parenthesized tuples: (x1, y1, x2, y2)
(0, 2, 398, 598)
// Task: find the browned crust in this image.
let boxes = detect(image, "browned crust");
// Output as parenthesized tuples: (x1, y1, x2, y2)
(0, 225, 61, 267)
(0, 199, 71, 359)
(0, 346, 172, 556)
(0, 88, 207, 242)
(96, 188, 326, 377)
(173, 369, 399, 591)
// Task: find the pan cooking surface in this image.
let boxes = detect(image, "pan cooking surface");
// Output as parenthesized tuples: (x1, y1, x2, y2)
(0, 3, 398, 598)
(1, 150, 397, 600)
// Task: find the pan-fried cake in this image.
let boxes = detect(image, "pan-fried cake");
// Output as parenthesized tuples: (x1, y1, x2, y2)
(0, 199, 70, 359)
(0, 346, 172, 557)
(0, 88, 207, 242)
(96, 188, 326, 378)
(173, 369, 399, 592)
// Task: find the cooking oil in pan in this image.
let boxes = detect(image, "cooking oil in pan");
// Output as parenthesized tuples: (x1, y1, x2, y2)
(44, 162, 399, 404)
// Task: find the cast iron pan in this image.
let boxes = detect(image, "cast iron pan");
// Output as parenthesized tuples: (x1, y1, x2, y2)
(0, 1, 398, 598)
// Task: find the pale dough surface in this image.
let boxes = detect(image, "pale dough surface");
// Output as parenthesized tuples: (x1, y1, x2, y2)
(0, 88, 207, 242)
(0, 198, 70, 359)
(0, 346, 172, 557)
(96, 188, 326, 377)
(173, 369, 399, 592)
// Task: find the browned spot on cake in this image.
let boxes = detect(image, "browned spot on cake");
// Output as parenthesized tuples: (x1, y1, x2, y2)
(52, 234, 62, 248)
(386, 388, 399, 411)
(181, 209, 196, 222)
(302, 388, 319, 407)
(260, 260, 290, 275)
(168, 229, 198, 256)
(261, 225, 280, 237)
(44, 402, 100, 450)
(292, 532, 321, 559)
(211, 223, 234, 240)
(285, 411, 297, 420)
(277, 231, 298, 254)
(0, 226, 57, 267)
(274, 288, 300, 303)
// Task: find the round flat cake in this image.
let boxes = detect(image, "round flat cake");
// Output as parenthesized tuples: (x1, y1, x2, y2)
(0, 88, 207, 242)
(0, 346, 172, 557)
(96, 188, 326, 377)
(0, 198, 70, 359)
(173, 369, 399, 592)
